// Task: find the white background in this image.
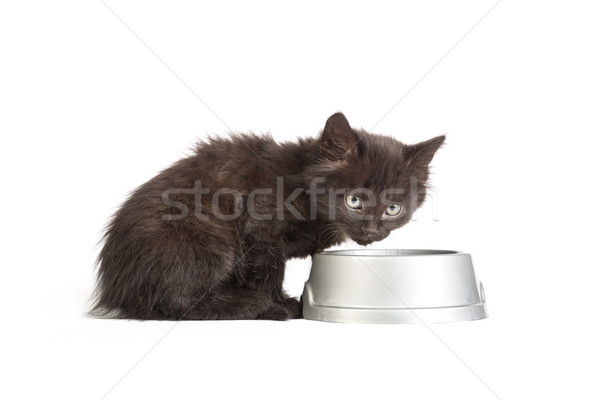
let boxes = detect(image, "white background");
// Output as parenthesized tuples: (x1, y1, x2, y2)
(1, 1, 599, 399)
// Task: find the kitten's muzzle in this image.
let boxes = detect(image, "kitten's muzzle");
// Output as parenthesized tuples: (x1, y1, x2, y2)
(361, 226, 379, 239)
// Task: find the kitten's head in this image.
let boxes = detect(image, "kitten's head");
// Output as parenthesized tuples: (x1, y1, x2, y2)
(310, 113, 445, 246)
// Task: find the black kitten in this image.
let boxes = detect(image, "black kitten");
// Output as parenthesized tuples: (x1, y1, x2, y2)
(92, 113, 444, 320)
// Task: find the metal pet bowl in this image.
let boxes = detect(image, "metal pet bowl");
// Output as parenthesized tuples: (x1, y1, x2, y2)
(302, 249, 488, 324)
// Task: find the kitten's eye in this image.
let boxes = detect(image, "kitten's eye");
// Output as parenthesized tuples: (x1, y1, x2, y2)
(345, 195, 362, 210)
(385, 204, 403, 216)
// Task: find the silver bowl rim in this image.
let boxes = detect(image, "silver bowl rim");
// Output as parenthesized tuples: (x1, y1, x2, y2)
(316, 249, 466, 257)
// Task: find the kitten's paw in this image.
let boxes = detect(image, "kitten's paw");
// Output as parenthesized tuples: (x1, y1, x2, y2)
(281, 297, 303, 319)
(257, 302, 292, 321)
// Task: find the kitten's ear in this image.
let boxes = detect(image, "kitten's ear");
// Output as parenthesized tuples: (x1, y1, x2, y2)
(319, 113, 359, 161)
(404, 135, 446, 168)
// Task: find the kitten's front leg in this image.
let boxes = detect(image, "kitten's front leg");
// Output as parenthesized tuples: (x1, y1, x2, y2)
(242, 242, 303, 319)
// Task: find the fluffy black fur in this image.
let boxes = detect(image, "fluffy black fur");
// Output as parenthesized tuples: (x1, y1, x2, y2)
(92, 113, 444, 320)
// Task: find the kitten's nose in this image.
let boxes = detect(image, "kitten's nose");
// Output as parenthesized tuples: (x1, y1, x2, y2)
(362, 227, 379, 235)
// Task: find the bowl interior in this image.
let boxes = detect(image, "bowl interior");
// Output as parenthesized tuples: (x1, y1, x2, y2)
(319, 249, 459, 257)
